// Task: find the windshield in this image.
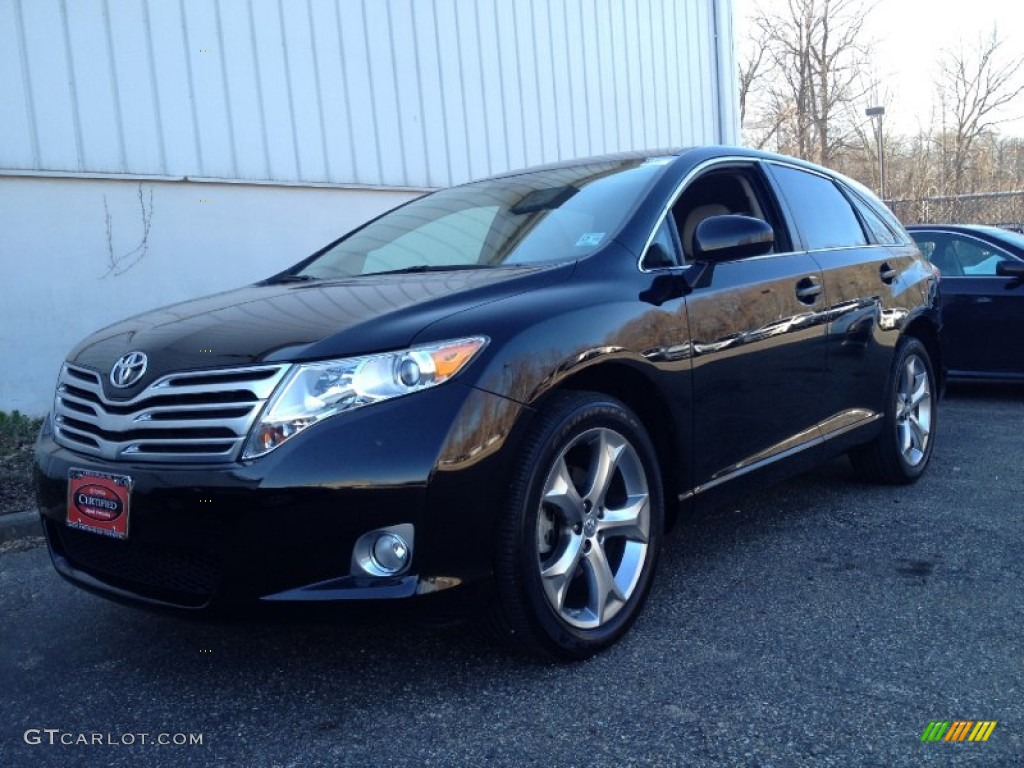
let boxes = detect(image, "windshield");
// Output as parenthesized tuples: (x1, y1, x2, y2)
(295, 158, 669, 279)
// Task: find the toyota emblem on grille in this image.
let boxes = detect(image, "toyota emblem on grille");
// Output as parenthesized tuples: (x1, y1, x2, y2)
(110, 351, 148, 388)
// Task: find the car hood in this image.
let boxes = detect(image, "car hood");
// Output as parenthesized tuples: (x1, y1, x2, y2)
(68, 265, 569, 394)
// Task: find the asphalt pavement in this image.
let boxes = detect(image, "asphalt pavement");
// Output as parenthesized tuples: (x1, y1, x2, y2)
(2, 384, 1022, 767)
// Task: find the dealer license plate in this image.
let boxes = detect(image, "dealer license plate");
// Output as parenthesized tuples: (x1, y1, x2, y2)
(67, 468, 132, 539)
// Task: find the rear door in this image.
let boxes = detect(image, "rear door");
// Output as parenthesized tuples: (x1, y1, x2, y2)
(765, 163, 907, 437)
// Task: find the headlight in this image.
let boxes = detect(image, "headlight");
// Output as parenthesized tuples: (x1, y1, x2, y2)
(242, 336, 488, 459)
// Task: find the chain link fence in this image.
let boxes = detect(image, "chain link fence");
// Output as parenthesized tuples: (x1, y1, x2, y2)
(887, 191, 1024, 231)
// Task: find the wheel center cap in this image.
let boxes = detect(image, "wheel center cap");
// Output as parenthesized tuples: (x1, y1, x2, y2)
(583, 516, 597, 537)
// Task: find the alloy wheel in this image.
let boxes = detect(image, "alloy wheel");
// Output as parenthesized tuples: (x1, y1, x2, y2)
(535, 427, 651, 630)
(895, 352, 932, 466)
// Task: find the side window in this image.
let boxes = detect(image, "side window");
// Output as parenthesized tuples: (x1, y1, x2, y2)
(913, 233, 961, 275)
(770, 165, 868, 250)
(864, 195, 908, 244)
(912, 236, 937, 260)
(848, 193, 902, 245)
(642, 217, 681, 269)
(949, 236, 1009, 276)
(671, 166, 786, 261)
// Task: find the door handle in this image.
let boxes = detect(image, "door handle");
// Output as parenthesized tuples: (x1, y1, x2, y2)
(880, 263, 897, 283)
(795, 276, 822, 303)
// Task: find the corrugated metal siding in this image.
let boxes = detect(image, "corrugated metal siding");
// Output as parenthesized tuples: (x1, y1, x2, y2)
(0, 0, 735, 188)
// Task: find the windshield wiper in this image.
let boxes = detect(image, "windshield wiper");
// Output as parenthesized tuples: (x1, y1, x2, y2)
(369, 264, 496, 276)
(268, 274, 320, 283)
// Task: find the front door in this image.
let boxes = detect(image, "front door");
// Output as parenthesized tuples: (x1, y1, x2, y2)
(671, 163, 828, 495)
(933, 233, 1024, 376)
(686, 253, 827, 492)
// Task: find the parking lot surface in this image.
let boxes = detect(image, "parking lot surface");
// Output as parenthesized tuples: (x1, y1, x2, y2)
(2, 385, 1021, 767)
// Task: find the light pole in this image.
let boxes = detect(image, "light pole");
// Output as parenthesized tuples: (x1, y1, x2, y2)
(866, 106, 885, 200)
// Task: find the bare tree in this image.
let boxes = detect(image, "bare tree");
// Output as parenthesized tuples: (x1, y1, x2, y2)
(744, 0, 875, 166)
(937, 30, 1024, 194)
(738, 5, 1024, 223)
(738, 22, 771, 124)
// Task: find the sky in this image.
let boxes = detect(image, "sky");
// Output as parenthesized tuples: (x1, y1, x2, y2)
(734, 0, 1024, 137)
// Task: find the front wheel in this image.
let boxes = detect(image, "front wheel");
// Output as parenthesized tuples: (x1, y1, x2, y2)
(492, 392, 664, 660)
(850, 336, 936, 484)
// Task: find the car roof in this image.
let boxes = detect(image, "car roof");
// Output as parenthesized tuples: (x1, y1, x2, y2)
(477, 145, 847, 184)
(479, 148, 687, 182)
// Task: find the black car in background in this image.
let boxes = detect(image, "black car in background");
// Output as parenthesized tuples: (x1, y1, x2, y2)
(36, 147, 941, 660)
(907, 224, 1024, 380)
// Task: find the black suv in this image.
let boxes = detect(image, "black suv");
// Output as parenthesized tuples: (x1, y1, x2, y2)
(35, 147, 941, 659)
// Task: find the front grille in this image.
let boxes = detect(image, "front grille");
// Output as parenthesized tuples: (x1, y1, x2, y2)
(52, 522, 221, 607)
(52, 362, 289, 463)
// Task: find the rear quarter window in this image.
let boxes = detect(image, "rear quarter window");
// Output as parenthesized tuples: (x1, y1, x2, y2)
(847, 193, 903, 246)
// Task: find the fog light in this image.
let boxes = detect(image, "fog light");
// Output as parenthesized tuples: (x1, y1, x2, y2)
(372, 533, 409, 574)
(352, 524, 414, 577)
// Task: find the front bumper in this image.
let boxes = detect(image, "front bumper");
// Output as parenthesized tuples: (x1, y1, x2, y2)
(35, 383, 526, 609)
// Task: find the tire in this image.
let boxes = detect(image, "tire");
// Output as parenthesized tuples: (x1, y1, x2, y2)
(850, 336, 936, 484)
(492, 391, 664, 660)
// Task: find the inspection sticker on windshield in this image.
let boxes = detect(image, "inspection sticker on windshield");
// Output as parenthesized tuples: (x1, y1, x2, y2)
(67, 468, 132, 539)
(576, 232, 606, 247)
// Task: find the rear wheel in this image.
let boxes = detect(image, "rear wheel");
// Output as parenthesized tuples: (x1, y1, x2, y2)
(850, 337, 936, 483)
(493, 392, 664, 660)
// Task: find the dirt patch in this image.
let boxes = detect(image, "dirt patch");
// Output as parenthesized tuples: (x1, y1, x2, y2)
(0, 412, 43, 514)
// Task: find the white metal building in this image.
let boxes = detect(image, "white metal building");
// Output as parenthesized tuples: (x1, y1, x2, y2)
(1, 0, 738, 415)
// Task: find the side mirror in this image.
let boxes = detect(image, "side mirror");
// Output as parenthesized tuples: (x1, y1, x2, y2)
(996, 260, 1024, 278)
(693, 215, 775, 263)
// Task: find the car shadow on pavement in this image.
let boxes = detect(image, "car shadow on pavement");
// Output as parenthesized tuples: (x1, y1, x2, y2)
(944, 380, 1024, 401)
(61, 454, 874, 674)
(25, 382, 1017, 688)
